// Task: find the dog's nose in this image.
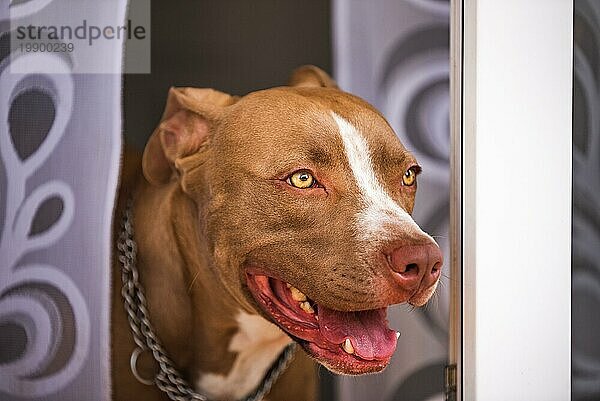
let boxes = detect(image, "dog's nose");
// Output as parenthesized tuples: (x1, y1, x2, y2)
(387, 244, 443, 290)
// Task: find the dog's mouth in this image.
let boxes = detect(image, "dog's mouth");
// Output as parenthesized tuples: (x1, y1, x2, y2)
(246, 272, 398, 375)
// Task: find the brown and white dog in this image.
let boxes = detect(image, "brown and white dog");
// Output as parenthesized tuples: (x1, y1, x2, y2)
(111, 66, 443, 401)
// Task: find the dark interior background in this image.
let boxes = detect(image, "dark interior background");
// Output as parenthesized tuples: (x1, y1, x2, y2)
(124, 0, 332, 150)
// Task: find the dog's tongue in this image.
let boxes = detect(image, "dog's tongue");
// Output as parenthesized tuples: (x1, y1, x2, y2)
(318, 306, 397, 360)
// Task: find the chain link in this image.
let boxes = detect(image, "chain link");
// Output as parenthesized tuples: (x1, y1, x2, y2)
(117, 200, 297, 401)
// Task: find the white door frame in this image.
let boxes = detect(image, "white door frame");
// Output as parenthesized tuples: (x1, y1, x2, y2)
(451, 1, 573, 400)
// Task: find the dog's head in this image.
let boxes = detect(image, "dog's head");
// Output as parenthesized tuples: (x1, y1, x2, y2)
(142, 66, 443, 375)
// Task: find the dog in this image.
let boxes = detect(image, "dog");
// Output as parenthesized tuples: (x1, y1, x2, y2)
(111, 65, 443, 401)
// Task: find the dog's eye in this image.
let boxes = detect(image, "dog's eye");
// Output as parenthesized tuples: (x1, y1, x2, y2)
(288, 170, 316, 189)
(402, 166, 420, 186)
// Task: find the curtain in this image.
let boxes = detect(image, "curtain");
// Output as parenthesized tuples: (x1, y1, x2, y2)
(0, 1, 124, 399)
(573, 1, 600, 400)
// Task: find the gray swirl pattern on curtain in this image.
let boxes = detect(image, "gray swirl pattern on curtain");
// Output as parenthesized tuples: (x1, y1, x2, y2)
(0, 1, 124, 399)
(573, 1, 600, 400)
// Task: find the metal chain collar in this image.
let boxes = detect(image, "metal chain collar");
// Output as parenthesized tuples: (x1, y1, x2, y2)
(117, 200, 297, 401)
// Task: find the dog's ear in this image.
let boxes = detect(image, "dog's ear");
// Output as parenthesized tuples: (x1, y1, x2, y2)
(142, 87, 237, 186)
(288, 65, 338, 89)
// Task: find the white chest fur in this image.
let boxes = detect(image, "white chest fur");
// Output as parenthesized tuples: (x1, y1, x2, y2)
(196, 311, 291, 400)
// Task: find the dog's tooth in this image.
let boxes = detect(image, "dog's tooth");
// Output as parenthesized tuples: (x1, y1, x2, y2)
(299, 301, 314, 314)
(396, 331, 401, 339)
(286, 283, 291, 288)
(290, 287, 307, 302)
(342, 338, 354, 354)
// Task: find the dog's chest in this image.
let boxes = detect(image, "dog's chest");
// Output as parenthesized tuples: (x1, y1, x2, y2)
(196, 311, 291, 400)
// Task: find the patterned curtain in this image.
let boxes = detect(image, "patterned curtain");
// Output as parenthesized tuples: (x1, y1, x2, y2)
(0, 1, 124, 400)
(573, 1, 600, 400)
(332, 1, 450, 400)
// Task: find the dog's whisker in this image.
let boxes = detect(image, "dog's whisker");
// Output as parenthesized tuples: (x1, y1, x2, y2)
(187, 270, 200, 293)
(423, 286, 441, 310)
(440, 273, 459, 283)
